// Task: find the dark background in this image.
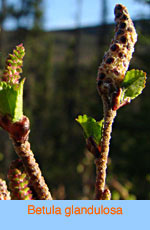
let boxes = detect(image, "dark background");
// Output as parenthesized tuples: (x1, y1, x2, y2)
(0, 0, 150, 200)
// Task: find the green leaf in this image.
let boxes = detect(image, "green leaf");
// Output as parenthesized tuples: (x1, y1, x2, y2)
(76, 114, 104, 145)
(0, 79, 24, 122)
(121, 69, 146, 100)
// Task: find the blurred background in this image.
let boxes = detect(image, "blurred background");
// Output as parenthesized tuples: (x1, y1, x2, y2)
(0, 0, 150, 200)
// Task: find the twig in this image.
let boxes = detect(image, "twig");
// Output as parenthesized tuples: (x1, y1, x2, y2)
(95, 96, 116, 199)
(109, 178, 129, 200)
(95, 4, 137, 199)
(0, 115, 53, 200)
(11, 139, 52, 200)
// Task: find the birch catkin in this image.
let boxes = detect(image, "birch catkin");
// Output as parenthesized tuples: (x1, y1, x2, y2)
(8, 159, 33, 200)
(97, 4, 137, 95)
(0, 179, 11, 200)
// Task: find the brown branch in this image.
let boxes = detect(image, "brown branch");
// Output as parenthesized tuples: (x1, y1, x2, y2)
(95, 96, 116, 200)
(109, 178, 129, 200)
(10, 138, 52, 200)
(95, 4, 137, 200)
(0, 115, 53, 200)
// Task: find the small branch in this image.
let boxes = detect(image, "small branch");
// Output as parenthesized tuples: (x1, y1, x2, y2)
(95, 4, 137, 200)
(95, 96, 116, 199)
(109, 178, 129, 200)
(0, 115, 53, 200)
(10, 138, 52, 200)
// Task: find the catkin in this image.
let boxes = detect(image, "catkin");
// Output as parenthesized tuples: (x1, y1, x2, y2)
(97, 4, 137, 94)
(8, 159, 33, 200)
(0, 179, 11, 200)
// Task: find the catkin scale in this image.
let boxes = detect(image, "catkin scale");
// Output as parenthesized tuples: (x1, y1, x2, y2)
(97, 4, 137, 95)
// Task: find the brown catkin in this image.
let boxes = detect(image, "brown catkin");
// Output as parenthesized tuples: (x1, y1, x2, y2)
(0, 179, 11, 200)
(97, 4, 137, 94)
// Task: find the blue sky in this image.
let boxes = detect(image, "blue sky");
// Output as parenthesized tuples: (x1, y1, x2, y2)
(3, 0, 150, 30)
(43, 0, 150, 30)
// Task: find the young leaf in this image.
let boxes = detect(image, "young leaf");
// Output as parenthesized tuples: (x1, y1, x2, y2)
(0, 79, 24, 122)
(121, 69, 146, 100)
(76, 115, 104, 145)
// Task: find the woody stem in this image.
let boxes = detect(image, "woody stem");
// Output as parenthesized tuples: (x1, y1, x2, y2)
(95, 96, 116, 199)
(0, 114, 53, 200)
(10, 137, 53, 200)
